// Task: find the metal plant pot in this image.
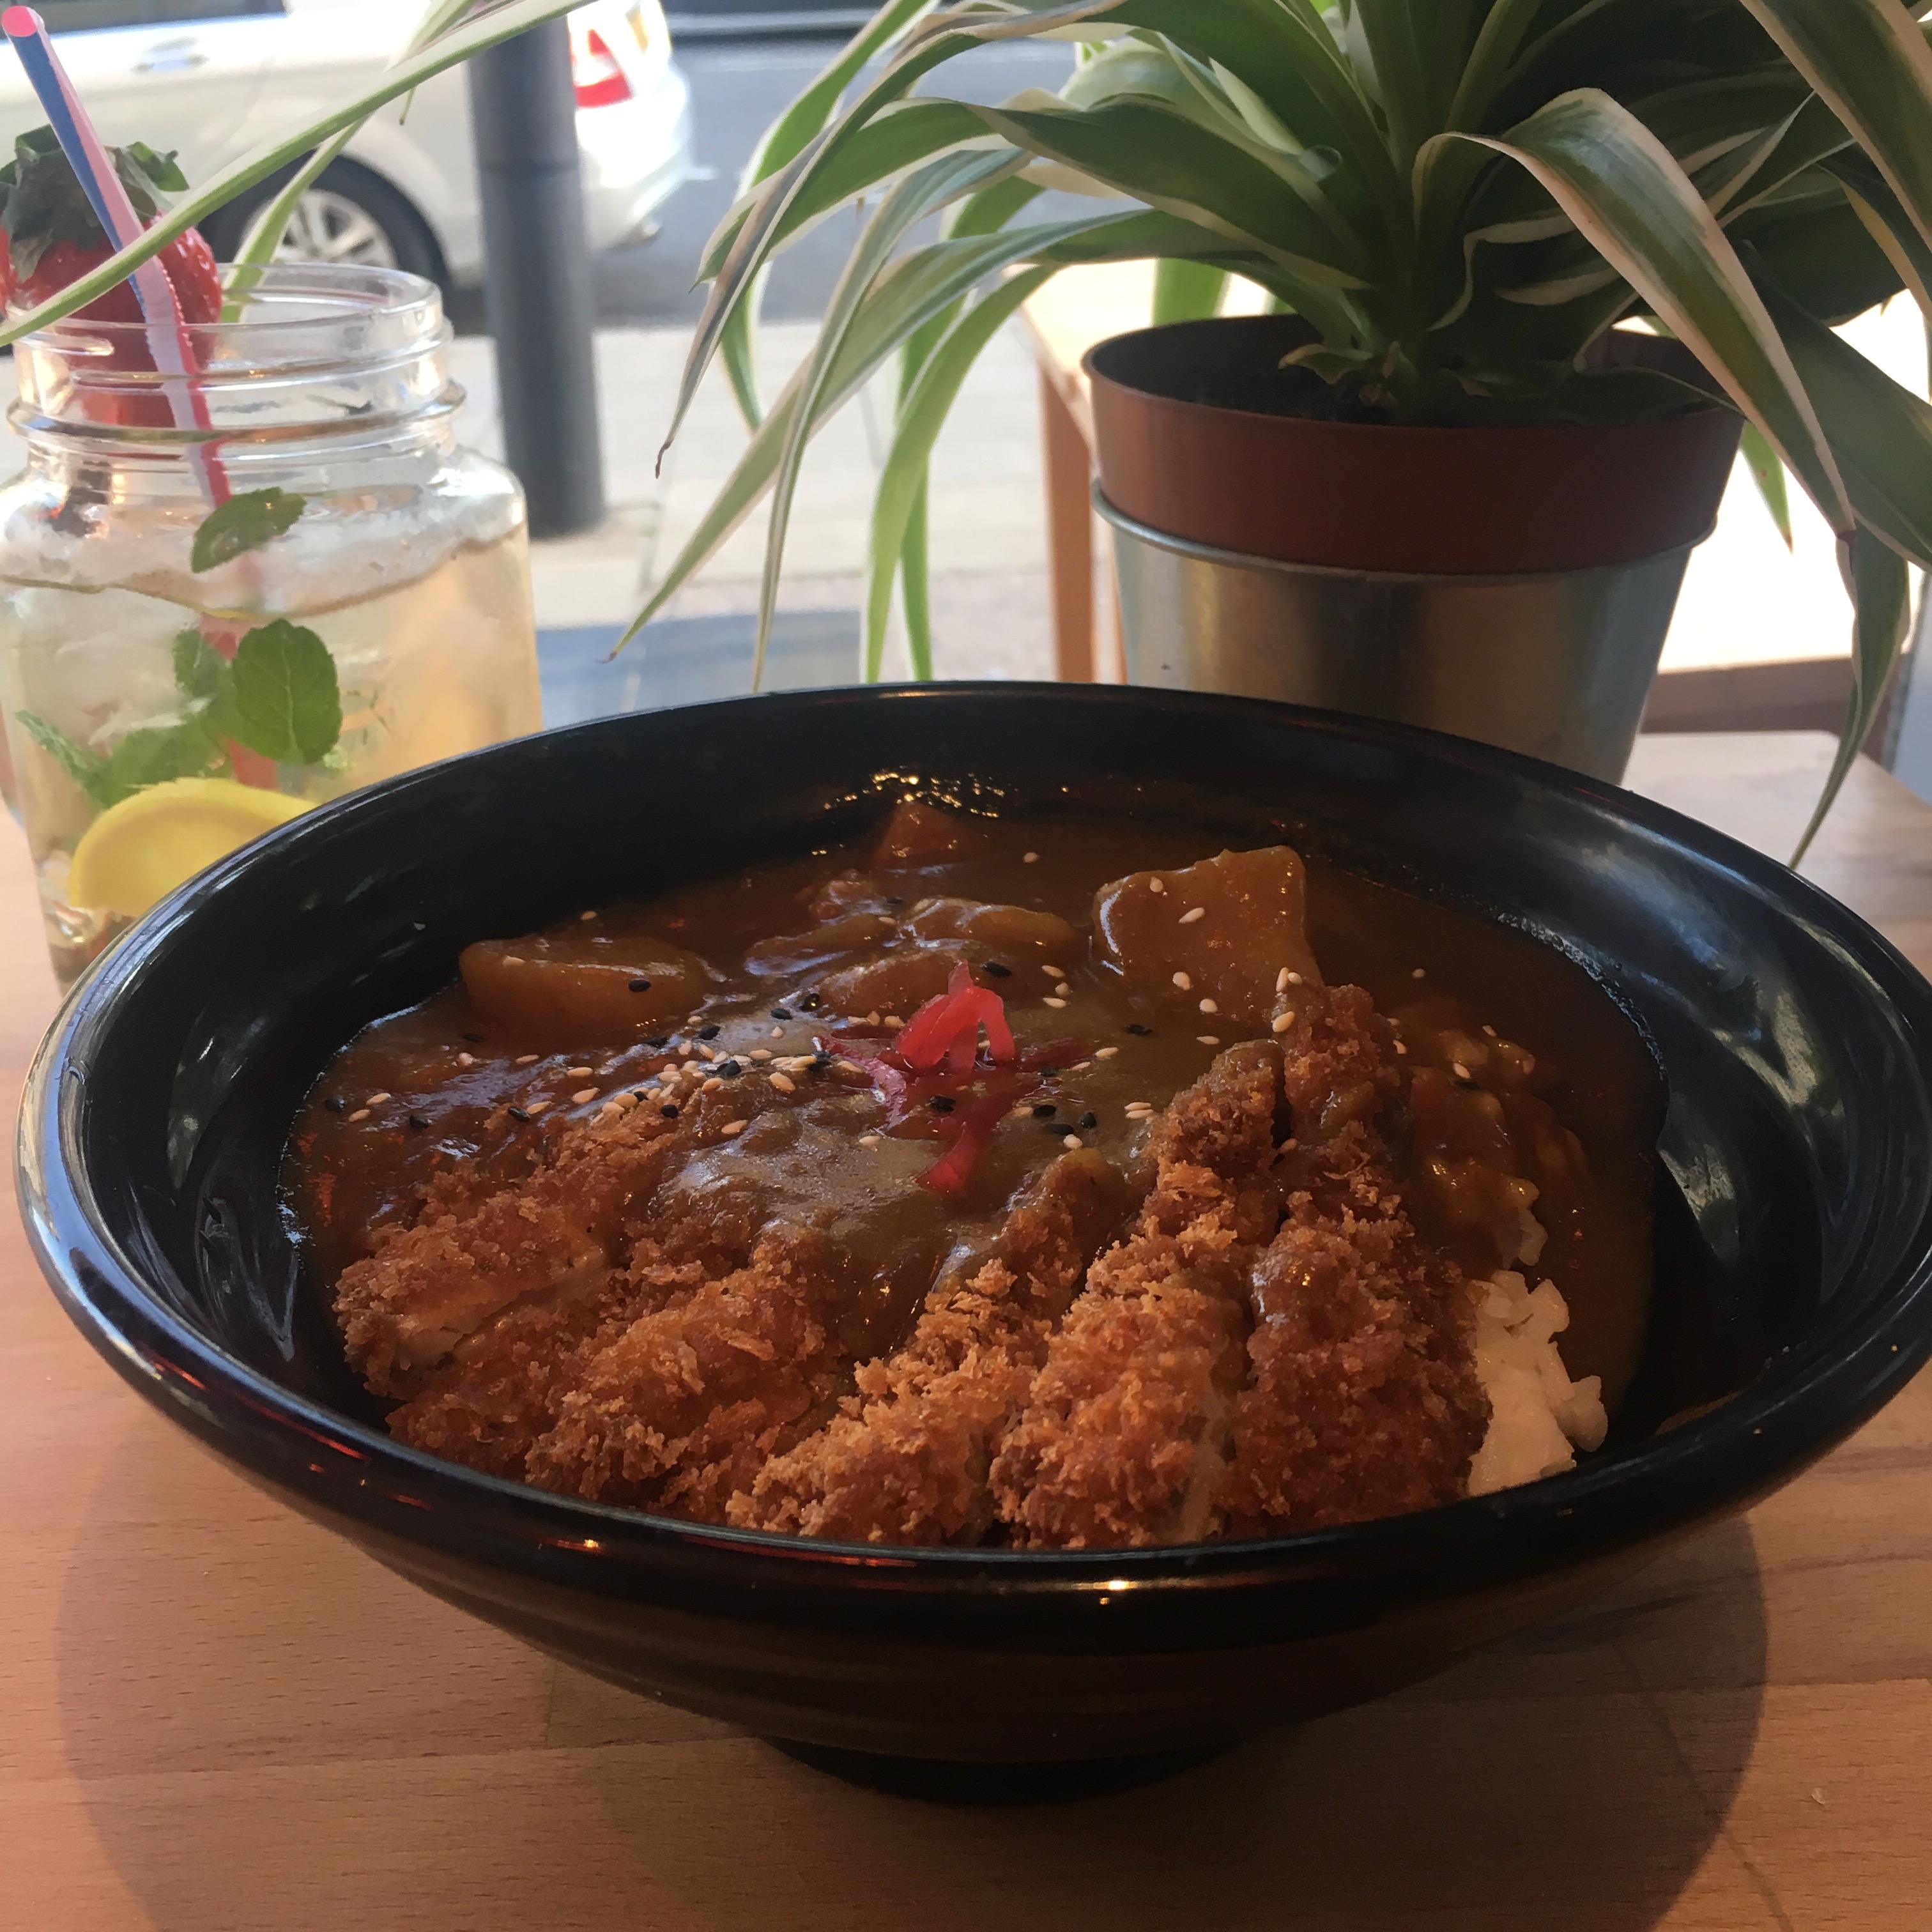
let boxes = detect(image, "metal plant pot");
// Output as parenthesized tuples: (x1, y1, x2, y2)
(1100, 491, 1708, 783)
(1084, 316, 1743, 781)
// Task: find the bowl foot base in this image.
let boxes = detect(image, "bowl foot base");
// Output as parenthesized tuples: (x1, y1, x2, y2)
(767, 1738, 1224, 1804)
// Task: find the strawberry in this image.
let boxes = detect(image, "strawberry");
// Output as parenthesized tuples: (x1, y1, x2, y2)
(0, 125, 218, 319)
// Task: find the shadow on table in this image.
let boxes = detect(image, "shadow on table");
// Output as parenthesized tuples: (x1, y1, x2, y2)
(56, 1420, 1765, 1932)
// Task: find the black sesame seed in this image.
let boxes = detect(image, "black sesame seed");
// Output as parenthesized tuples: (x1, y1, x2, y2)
(719, 1060, 742, 1078)
(928, 1094, 956, 1115)
(1038, 1066, 1061, 1078)
(798, 992, 822, 1010)
(885, 896, 906, 907)
(409, 1112, 431, 1130)
(507, 1105, 531, 1123)
(660, 1104, 680, 1119)
(629, 977, 652, 992)
(1126, 1023, 1153, 1036)
(983, 962, 1013, 978)
(324, 1095, 347, 1113)
(1031, 1102, 1057, 1119)
(698, 1024, 721, 1040)
(770, 1006, 793, 1020)
(1077, 1111, 1098, 1131)
(463, 1031, 484, 1044)
(645, 1035, 669, 1049)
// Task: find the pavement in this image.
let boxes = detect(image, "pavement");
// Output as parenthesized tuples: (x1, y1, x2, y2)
(447, 314, 1061, 700)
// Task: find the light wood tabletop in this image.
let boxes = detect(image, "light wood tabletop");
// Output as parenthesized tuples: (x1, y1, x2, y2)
(3, 731, 1929, 1932)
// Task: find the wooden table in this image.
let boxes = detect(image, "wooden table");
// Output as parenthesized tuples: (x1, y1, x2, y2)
(4, 733, 1930, 1931)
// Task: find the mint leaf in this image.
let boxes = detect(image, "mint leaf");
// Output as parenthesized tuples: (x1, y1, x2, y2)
(95, 722, 226, 808)
(191, 489, 306, 574)
(17, 710, 109, 805)
(229, 620, 341, 765)
(172, 628, 227, 702)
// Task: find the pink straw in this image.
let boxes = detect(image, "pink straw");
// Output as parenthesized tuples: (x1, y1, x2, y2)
(2, 4, 229, 502)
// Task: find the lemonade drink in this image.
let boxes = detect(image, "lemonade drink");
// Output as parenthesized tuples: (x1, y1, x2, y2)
(0, 264, 541, 982)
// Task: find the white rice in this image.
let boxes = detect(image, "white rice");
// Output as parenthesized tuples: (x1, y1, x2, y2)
(1466, 1267, 1607, 1497)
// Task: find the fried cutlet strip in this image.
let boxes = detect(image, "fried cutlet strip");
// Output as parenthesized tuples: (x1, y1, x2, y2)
(523, 1226, 845, 1510)
(382, 1221, 746, 1478)
(1218, 987, 1489, 1534)
(988, 1043, 1285, 1549)
(334, 1103, 695, 1399)
(728, 1150, 1136, 1544)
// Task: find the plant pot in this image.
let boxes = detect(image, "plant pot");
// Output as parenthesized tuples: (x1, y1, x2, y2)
(1086, 316, 1744, 779)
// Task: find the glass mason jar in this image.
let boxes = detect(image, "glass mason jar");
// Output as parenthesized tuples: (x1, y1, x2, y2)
(0, 263, 541, 983)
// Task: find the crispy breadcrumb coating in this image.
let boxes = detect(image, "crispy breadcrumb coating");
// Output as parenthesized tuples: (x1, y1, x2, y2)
(1218, 989, 1489, 1534)
(987, 1043, 1284, 1549)
(730, 1150, 1135, 1544)
(524, 1225, 845, 1509)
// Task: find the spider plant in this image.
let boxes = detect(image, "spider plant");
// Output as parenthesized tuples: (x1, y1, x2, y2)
(636, 0, 1932, 854)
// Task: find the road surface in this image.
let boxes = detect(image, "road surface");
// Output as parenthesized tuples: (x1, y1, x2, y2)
(598, 30, 1078, 326)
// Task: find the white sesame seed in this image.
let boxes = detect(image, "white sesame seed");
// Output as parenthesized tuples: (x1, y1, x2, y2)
(1170, 972, 1192, 993)
(456, 1054, 475, 1070)
(1179, 906, 1206, 925)
(367, 1091, 391, 1105)
(884, 1015, 903, 1030)
(1043, 997, 1068, 1009)
(565, 1066, 590, 1077)
(1197, 1035, 1221, 1046)
(1271, 1013, 1295, 1034)
(579, 910, 597, 921)
(347, 1108, 370, 1122)
(597, 1103, 622, 1123)
(572, 1087, 599, 1104)
(1071, 1060, 1092, 1073)
(1199, 998, 1218, 1015)
(611, 1092, 637, 1110)
(702, 1077, 723, 1093)
(526, 1100, 551, 1115)
(1148, 878, 1165, 894)
(836, 1059, 865, 1076)
(1394, 1042, 1407, 1057)
(1287, 970, 1303, 986)
(678, 1042, 694, 1057)
(1042, 963, 1064, 977)
(1453, 1063, 1472, 1081)
(1483, 1025, 1498, 1038)
(860, 1133, 883, 1146)
(771, 1025, 785, 1038)
(1276, 967, 1291, 993)
(721, 1120, 747, 1137)
(1095, 1046, 1120, 1059)
(866, 1010, 882, 1026)
(1062, 1134, 1083, 1149)
(770, 1072, 797, 1094)
(515, 1054, 539, 1066)
(502, 954, 525, 966)
(1412, 967, 1426, 979)
(1023, 852, 1039, 864)
(1055, 983, 1071, 997)
(749, 1048, 772, 1061)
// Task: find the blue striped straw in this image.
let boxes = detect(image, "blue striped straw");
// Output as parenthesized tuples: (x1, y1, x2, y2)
(3, 4, 224, 493)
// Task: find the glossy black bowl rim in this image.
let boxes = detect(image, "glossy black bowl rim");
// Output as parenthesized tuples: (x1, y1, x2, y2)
(21, 683, 1932, 1635)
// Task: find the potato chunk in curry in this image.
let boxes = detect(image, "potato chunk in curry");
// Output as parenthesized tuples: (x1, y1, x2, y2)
(461, 931, 714, 1039)
(1094, 846, 1324, 1029)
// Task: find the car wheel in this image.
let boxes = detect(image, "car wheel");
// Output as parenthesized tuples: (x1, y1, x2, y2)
(201, 161, 446, 289)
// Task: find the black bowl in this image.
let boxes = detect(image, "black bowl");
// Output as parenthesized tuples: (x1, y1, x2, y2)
(21, 685, 1932, 1779)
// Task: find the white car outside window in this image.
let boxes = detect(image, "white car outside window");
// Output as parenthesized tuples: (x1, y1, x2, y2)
(0, 0, 694, 285)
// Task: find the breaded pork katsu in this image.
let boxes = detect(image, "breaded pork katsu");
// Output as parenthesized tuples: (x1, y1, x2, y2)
(301, 801, 1649, 1548)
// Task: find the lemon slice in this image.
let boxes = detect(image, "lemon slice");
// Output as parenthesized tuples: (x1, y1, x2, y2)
(70, 776, 308, 921)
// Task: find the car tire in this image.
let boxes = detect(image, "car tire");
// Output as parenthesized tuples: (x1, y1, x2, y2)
(201, 160, 447, 290)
